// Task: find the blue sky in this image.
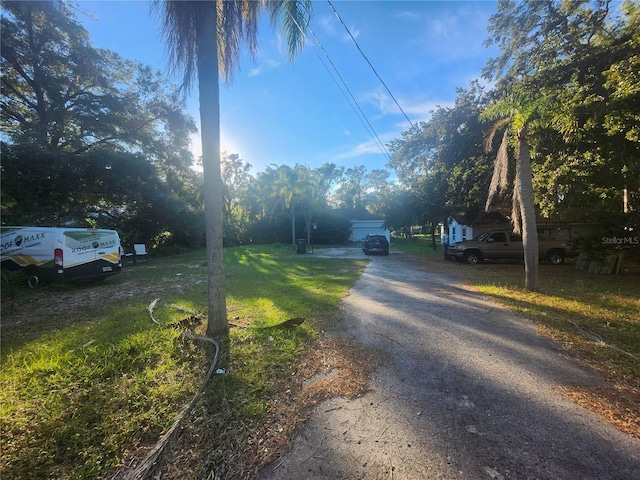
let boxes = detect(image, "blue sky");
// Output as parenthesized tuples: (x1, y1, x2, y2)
(78, 0, 499, 174)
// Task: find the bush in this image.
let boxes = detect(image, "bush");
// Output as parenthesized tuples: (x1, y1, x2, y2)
(244, 214, 292, 244)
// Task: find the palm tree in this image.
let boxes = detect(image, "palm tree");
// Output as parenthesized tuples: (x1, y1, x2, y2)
(290, 165, 319, 247)
(482, 95, 540, 291)
(153, 1, 312, 337)
(267, 164, 318, 247)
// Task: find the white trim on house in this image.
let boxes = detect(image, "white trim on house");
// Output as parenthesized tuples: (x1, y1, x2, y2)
(440, 212, 511, 244)
(442, 217, 472, 244)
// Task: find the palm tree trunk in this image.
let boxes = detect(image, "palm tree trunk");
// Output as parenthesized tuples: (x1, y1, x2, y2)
(196, 3, 228, 337)
(516, 134, 539, 291)
(305, 206, 312, 245)
(291, 201, 296, 247)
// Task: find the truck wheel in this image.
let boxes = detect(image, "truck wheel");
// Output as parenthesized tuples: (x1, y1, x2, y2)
(547, 250, 565, 265)
(464, 251, 482, 265)
(25, 268, 41, 288)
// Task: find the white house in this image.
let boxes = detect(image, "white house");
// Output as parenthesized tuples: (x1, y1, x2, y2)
(440, 212, 510, 244)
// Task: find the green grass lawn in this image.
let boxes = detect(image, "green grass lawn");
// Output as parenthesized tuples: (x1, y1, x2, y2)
(2, 238, 638, 478)
(0, 245, 367, 479)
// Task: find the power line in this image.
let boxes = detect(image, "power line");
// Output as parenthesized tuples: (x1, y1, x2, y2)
(327, 0, 416, 130)
(305, 24, 391, 159)
(289, 9, 391, 160)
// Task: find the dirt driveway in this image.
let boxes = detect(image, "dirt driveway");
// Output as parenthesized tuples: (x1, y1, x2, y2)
(260, 249, 640, 479)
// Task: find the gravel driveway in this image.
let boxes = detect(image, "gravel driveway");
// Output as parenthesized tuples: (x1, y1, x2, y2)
(260, 249, 640, 479)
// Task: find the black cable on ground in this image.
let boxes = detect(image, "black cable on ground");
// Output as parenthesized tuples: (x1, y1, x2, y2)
(115, 303, 221, 480)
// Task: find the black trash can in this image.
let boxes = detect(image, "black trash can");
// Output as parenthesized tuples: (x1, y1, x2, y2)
(296, 238, 306, 254)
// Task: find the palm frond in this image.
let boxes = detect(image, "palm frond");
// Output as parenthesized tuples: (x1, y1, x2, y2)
(511, 172, 522, 235)
(480, 96, 514, 123)
(154, 1, 309, 87)
(152, 0, 204, 93)
(482, 116, 510, 153)
(217, 0, 261, 83)
(266, 0, 313, 62)
(485, 128, 510, 211)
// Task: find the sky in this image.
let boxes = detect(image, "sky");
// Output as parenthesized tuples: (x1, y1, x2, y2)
(77, 0, 499, 175)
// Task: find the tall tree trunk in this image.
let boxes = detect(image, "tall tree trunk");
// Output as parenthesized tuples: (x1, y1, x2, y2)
(516, 134, 539, 291)
(196, 3, 228, 338)
(431, 224, 437, 251)
(291, 200, 296, 247)
(305, 206, 312, 245)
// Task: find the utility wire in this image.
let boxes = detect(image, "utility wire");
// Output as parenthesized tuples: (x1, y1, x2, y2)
(327, 0, 416, 130)
(289, 9, 391, 159)
(305, 24, 391, 159)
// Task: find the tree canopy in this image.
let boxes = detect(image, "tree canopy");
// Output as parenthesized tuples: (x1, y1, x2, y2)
(388, 0, 639, 241)
(1, 0, 201, 248)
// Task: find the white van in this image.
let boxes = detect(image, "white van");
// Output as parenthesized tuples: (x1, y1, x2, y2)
(1, 227, 122, 287)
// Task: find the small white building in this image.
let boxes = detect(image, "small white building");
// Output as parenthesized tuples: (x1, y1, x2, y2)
(350, 219, 390, 243)
(440, 212, 510, 244)
(338, 208, 390, 243)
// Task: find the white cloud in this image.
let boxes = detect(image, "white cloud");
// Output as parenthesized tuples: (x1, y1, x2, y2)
(334, 127, 399, 161)
(394, 10, 421, 21)
(317, 12, 361, 44)
(317, 15, 337, 36)
(412, 5, 494, 61)
(343, 25, 360, 42)
(360, 90, 393, 114)
(402, 99, 451, 122)
(358, 89, 449, 123)
(247, 58, 280, 78)
(335, 138, 386, 160)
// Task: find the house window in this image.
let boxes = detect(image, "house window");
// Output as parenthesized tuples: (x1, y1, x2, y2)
(462, 228, 467, 240)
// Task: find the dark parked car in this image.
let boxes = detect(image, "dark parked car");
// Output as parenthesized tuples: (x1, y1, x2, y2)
(363, 234, 389, 255)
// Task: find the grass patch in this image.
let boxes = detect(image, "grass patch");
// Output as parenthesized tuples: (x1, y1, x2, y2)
(394, 235, 640, 437)
(0, 245, 366, 479)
